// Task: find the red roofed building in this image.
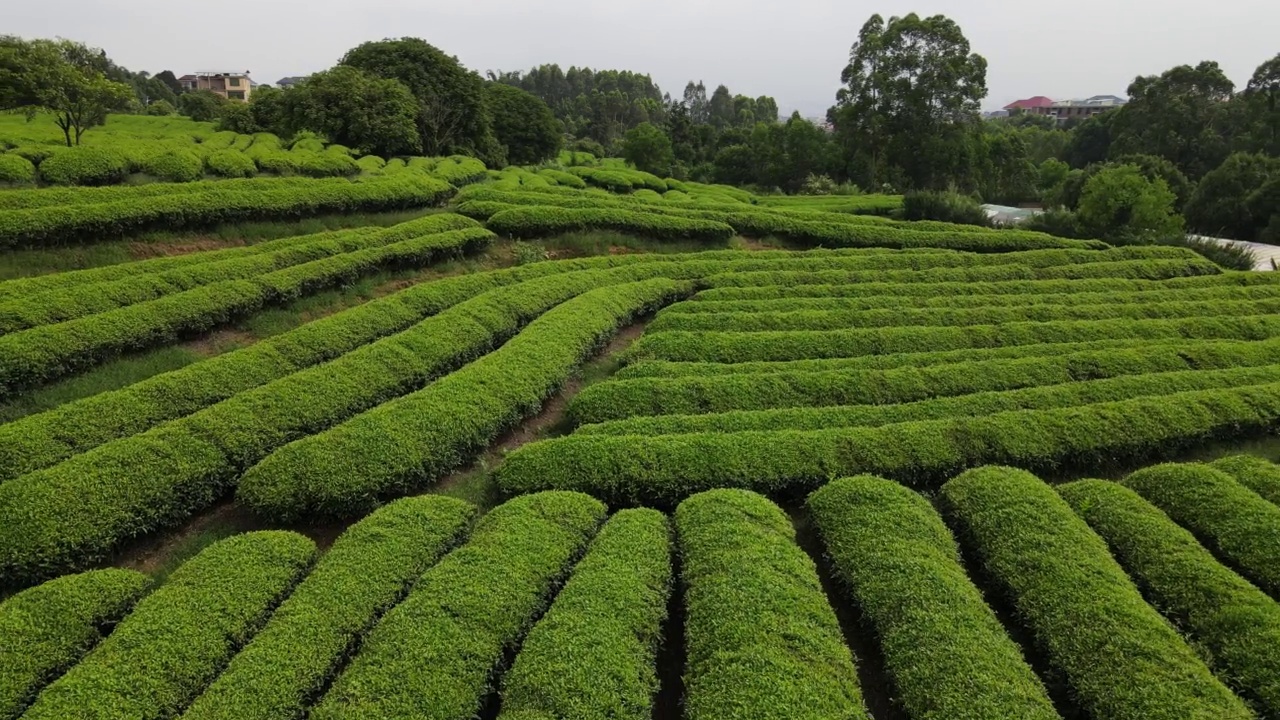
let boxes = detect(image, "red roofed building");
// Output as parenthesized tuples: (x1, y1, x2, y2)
(1004, 96, 1055, 116)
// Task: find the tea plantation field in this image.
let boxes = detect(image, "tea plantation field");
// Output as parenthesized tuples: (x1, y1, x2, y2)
(1, 142, 1279, 720)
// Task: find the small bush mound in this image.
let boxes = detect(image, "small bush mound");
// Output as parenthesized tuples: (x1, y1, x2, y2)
(38, 146, 129, 186)
(487, 206, 735, 243)
(142, 150, 204, 183)
(0, 154, 37, 185)
(1212, 455, 1280, 506)
(205, 149, 258, 178)
(356, 155, 386, 172)
(901, 190, 990, 227)
(10, 145, 64, 166)
(295, 151, 360, 178)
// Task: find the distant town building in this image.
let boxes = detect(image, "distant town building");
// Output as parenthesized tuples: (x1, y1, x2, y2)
(276, 76, 309, 89)
(1002, 94, 1126, 124)
(177, 71, 255, 101)
(1003, 96, 1055, 115)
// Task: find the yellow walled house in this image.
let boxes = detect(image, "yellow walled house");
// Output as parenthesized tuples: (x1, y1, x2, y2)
(177, 71, 255, 101)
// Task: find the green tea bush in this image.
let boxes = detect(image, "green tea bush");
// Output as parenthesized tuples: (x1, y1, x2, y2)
(38, 146, 129, 186)
(677, 489, 866, 720)
(10, 145, 64, 166)
(295, 151, 360, 178)
(205, 149, 258, 178)
(21, 532, 316, 720)
(238, 278, 693, 521)
(0, 569, 152, 720)
(182, 496, 476, 720)
(0, 175, 315, 212)
(487, 207, 735, 242)
(569, 166, 635, 192)
(537, 167, 587, 188)
(255, 151, 300, 175)
(498, 509, 672, 720)
(290, 136, 325, 153)
(939, 467, 1250, 719)
(356, 154, 386, 172)
(428, 156, 487, 185)
(496, 382, 1280, 504)
(1124, 463, 1280, 597)
(1211, 455, 1280, 506)
(310, 492, 606, 720)
(808, 477, 1058, 720)
(1060, 479, 1280, 716)
(0, 154, 36, 185)
(142, 149, 204, 183)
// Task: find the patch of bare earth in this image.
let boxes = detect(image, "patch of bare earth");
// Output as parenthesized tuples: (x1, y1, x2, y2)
(128, 237, 249, 259)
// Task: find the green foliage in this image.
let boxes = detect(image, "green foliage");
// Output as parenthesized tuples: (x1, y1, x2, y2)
(1184, 152, 1280, 241)
(1211, 454, 1280, 506)
(498, 509, 672, 720)
(204, 149, 258, 178)
(37, 145, 128, 185)
(0, 569, 152, 720)
(310, 492, 607, 720)
(21, 531, 317, 720)
(537, 167, 586, 188)
(939, 467, 1251, 719)
(1124, 463, 1280, 598)
(237, 277, 692, 521)
(1109, 153, 1194, 209)
(1060, 479, 1280, 716)
(621, 121, 673, 175)
(676, 489, 867, 719)
(901, 190, 990, 226)
(487, 206, 736, 243)
(142, 149, 203, 182)
(0, 153, 36, 184)
(484, 82, 561, 165)
(0, 36, 134, 146)
(1109, 61, 1236, 179)
(144, 99, 174, 116)
(182, 496, 475, 720)
(286, 66, 422, 157)
(179, 89, 229, 122)
(808, 477, 1057, 720)
(1076, 164, 1183, 240)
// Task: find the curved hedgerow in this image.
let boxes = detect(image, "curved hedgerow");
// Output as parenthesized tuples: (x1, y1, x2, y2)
(580, 365, 1280, 437)
(310, 491, 607, 720)
(487, 206, 736, 243)
(495, 382, 1280, 505)
(0, 153, 37, 185)
(498, 509, 672, 720)
(939, 467, 1251, 720)
(677, 489, 867, 720)
(1211, 455, 1280, 507)
(294, 151, 360, 178)
(21, 532, 317, 720)
(537, 167, 587, 188)
(807, 477, 1058, 720)
(1123, 463, 1280, 598)
(0, 569, 152, 720)
(238, 277, 694, 521)
(181, 496, 476, 720)
(569, 340, 1280, 424)
(1060, 479, 1280, 716)
(569, 166, 635, 193)
(205, 149, 258, 178)
(0, 175, 315, 212)
(143, 150, 204, 183)
(37, 146, 129, 186)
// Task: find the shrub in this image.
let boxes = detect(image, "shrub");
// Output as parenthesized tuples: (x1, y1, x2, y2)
(0, 569, 152, 720)
(1211, 455, 1280, 507)
(900, 190, 990, 227)
(569, 166, 635, 193)
(0, 154, 36, 185)
(294, 151, 360, 178)
(356, 154, 386, 172)
(38, 146, 129, 186)
(205, 149, 258, 178)
(182, 496, 476, 720)
(238, 277, 693, 521)
(1060, 479, 1280, 716)
(10, 145, 64, 166)
(1184, 152, 1280, 241)
(1124, 463, 1280, 597)
(427, 156, 487, 185)
(21, 532, 316, 720)
(142, 149, 204, 183)
(537, 168, 587, 188)
(808, 477, 1058, 720)
(495, 382, 1280, 505)
(498, 509, 672, 720)
(939, 467, 1250, 720)
(1077, 164, 1183, 240)
(310, 492, 606, 720)
(677, 489, 866, 719)
(487, 207, 735, 243)
(145, 100, 175, 116)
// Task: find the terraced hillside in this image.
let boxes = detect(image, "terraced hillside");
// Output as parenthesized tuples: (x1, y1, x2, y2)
(2, 157, 1278, 719)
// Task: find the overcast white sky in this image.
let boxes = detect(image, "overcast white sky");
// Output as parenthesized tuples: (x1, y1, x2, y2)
(7, 0, 1278, 116)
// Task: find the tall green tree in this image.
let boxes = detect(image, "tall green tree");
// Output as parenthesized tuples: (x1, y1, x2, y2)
(708, 85, 735, 128)
(1108, 61, 1235, 179)
(485, 82, 561, 164)
(1243, 53, 1280, 156)
(1077, 164, 1183, 240)
(286, 66, 422, 157)
(1062, 110, 1115, 169)
(177, 89, 227, 122)
(621, 121, 673, 175)
(0, 36, 133, 146)
(1183, 152, 1280, 240)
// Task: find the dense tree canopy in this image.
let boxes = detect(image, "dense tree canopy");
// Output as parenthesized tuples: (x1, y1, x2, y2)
(484, 82, 561, 165)
(621, 122, 674, 175)
(0, 36, 134, 145)
(284, 66, 422, 157)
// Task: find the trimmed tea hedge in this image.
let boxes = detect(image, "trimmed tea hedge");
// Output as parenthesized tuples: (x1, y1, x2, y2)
(807, 477, 1057, 720)
(239, 277, 693, 521)
(0, 569, 152, 720)
(0, 224, 493, 394)
(205, 149, 258, 178)
(1060, 479, 1280, 716)
(939, 467, 1251, 720)
(498, 509, 672, 720)
(1211, 455, 1280, 507)
(571, 341, 1280, 424)
(181, 496, 475, 720)
(142, 150, 204, 183)
(581, 365, 1280, 436)
(487, 207, 736, 242)
(0, 172, 455, 248)
(625, 314, 1280, 364)
(677, 489, 867, 720)
(0, 154, 36, 185)
(22, 531, 316, 720)
(1124, 464, 1280, 598)
(310, 491, 606, 720)
(38, 146, 129, 186)
(496, 382, 1280, 505)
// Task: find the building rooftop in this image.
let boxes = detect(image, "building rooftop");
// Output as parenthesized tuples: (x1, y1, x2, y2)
(1004, 96, 1055, 111)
